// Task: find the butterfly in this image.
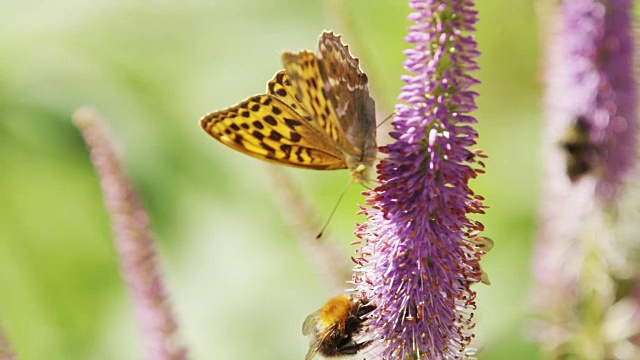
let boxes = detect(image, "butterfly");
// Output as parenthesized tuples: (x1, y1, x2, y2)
(199, 31, 377, 184)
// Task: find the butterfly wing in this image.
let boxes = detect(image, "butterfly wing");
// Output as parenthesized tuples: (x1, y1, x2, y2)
(266, 71, 312, 121)
(280, 50, 349, 152)
(200, 72, 347, 170)
(317, 32, 377, 166)
(281, 45, 376, 183)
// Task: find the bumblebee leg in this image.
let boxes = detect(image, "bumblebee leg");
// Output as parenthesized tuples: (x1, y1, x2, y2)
(337, 340, 373, 355)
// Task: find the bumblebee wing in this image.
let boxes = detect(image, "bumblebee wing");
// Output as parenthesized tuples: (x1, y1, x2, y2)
(304, 323, 339, 360)
(306, 327, 341, 360)
(302, 311, 325, 360)
(302, 311, 319, 336)
(304, 347, 320, 360)
(305, 332, 330, 360)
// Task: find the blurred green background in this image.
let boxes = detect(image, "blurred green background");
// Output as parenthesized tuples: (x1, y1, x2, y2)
(0, 0, 545, 359)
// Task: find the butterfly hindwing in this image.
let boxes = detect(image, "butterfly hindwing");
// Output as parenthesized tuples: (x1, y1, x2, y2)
(280, 50, 344, 146)
(317, 32, 377, 162)
(267, 71, 311, 120)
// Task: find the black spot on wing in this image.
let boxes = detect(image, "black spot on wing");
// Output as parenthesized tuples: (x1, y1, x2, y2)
(264, 115, 277, 126)
(295, 146, 304, 162)
(253, 121, 264, 129)
(306, 90, 313, 104)
(285, 118, 301, 128)
(269, 130, 283, 141)
(280, 144, 292, 157)
(262, 143, 276, 154)
(252, 131, 265, 141)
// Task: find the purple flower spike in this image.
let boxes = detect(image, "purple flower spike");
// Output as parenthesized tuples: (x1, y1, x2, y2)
(590, 0, 637, 199)
(0, 323, 17, 360)
(73, 107, 187, 360)
(353, 1, 488, 358)
(546, 0, 637, 199)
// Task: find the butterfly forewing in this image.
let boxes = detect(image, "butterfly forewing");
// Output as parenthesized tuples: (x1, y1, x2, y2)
(200, 86, 346, 170)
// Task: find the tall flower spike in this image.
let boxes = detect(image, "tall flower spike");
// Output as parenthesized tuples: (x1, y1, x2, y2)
(543, 0, 637, 200)
(0, 323, 17, 360)
(267, 166, 351, 293)
(353, 1, 488, 359)
(73, 107, 188, 360)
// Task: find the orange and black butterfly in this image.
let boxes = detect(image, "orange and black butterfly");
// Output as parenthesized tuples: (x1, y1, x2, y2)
(199, 31, 377, 184)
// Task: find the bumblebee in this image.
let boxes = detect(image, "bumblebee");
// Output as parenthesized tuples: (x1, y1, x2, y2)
(559, 116, 593, 182)
(302, 294, 375, 360)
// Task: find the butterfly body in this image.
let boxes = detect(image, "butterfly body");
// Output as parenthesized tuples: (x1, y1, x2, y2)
(200, 32, 376, 184)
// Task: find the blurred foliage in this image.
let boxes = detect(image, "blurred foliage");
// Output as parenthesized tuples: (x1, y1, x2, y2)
(0, 0, 546, 359)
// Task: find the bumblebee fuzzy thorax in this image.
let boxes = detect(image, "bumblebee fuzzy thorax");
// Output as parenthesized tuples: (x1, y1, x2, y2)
(318, 294, 353, 330)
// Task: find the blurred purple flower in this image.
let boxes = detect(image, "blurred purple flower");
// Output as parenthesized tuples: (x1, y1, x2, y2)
(73, 107, 187, 360)
(533, 0, 639, 357)
(353, 1, 489, 358)
(545, 0, 636, 198)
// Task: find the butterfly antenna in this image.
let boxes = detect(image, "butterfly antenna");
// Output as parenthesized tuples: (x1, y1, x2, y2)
(316, 179, 352, 240)
(376, 111, 396, 129)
